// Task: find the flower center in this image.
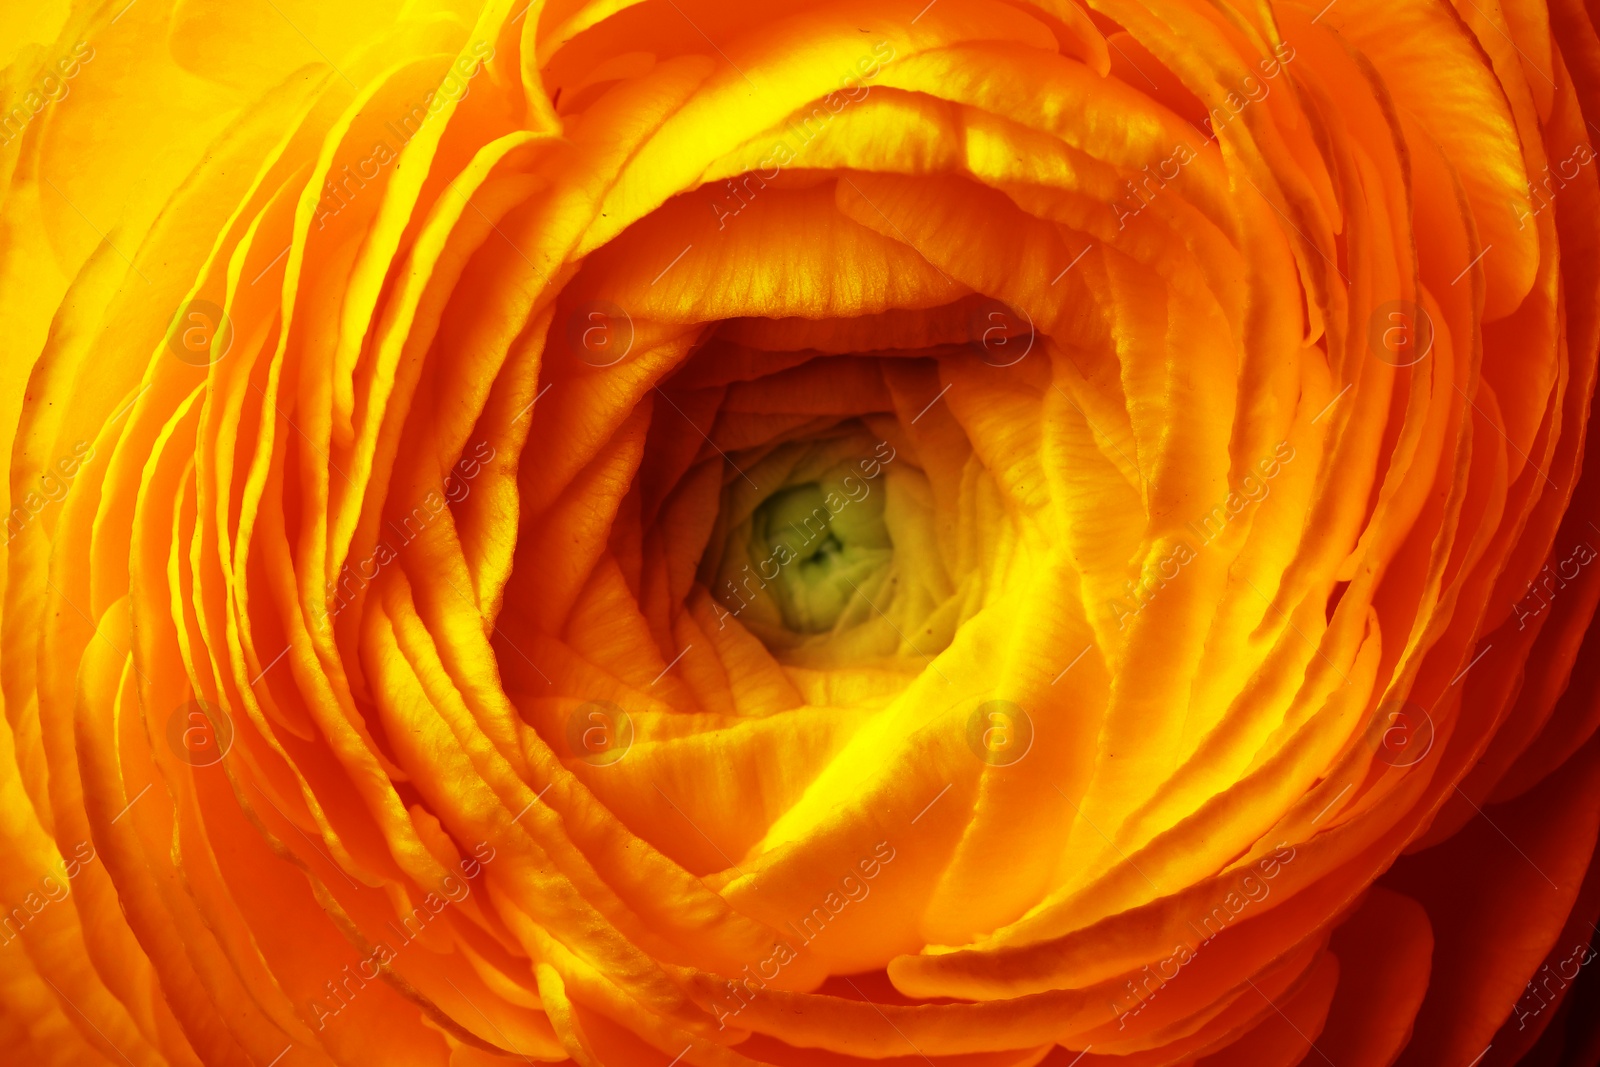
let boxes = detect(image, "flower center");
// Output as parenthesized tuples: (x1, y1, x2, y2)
(749, 478, 894, 633)
(697, 420, 972, 670)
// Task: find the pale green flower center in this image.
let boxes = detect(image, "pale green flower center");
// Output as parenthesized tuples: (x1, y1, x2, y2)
(750, 480, 894, 633)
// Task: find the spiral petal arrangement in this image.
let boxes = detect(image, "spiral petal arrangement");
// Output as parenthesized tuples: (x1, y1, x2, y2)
(3, 0, 1600, 1064)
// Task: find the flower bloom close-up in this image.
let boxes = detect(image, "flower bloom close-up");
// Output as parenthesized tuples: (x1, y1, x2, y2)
(6, 0, 1600, 1063)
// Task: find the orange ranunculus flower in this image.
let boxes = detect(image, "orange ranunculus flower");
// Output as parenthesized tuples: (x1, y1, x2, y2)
(4, 0, 1600, 1063)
